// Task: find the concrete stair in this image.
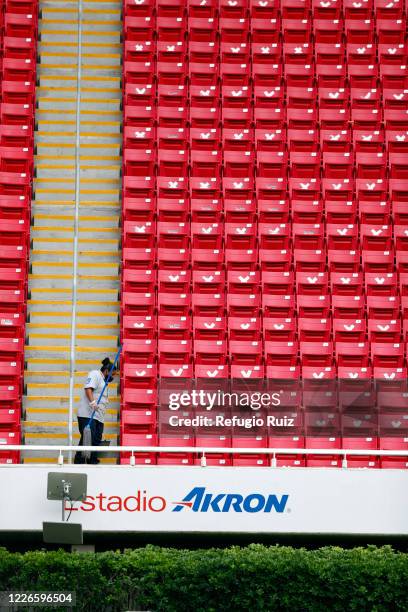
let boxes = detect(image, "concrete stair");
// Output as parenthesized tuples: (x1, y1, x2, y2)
(22, 0, 122, 464)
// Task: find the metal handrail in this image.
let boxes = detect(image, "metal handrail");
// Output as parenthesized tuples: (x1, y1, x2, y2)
(3, 445, 408, 457)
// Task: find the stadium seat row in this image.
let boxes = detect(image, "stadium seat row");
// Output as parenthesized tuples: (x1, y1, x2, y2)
(0, 0, 38, 464)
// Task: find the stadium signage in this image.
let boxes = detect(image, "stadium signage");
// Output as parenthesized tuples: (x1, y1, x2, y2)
(67, 487, 289, 514)
(1, 467, 408, 534)
(172, 487, 289, 513)
(75, 492, 166, 513)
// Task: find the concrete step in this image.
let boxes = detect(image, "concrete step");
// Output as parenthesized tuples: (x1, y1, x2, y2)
(30, 262, 120, 276)
(25, 354, 118, 370)
(28, 275, 120, 291)
(27, 311, 118, 325)
(35, 165, 120, 179)
(37, 97, 121, 111)
(26, 380, 120, 396)
(36, 85, 121, 101)
(30, 286, 119, 299)
(31, 237, 120, 250)
(23, 420, 119, 434)
(29, 249, 74, 264)
(27, 332, 119, 348)
(23, 394, 120, 409)
(24, 407, 118, 421)
(35, 133, 76, 145)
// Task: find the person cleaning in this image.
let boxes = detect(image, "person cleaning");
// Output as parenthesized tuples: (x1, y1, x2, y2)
(74, 356, 119, 464)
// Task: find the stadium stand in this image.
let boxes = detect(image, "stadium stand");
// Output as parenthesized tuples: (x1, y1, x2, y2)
(121, 0, 408, 468)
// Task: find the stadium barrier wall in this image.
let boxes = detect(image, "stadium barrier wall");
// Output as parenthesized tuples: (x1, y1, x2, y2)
(0, 464, 407, 535)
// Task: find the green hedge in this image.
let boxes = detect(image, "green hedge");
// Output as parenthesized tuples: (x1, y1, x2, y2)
(0, 545, 407, 611)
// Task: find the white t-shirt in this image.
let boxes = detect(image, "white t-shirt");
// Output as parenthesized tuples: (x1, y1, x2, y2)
(77, 369, 109, 423)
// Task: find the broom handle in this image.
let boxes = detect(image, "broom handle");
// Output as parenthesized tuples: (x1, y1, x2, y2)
(86, 346, 122, 426)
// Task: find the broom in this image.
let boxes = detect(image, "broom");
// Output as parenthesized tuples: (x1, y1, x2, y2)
(82, 346, 122, 461)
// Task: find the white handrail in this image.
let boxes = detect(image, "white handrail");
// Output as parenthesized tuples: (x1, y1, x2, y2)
(3, 445, 408, 457)
(68, 0, 83, 463)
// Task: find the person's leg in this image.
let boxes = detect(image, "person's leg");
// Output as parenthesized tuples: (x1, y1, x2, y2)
(74, 417, 87, 464)
(89, 419, 104, 464)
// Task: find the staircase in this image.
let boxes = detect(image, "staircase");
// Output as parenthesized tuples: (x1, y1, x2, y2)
(22, 0, 122, 463)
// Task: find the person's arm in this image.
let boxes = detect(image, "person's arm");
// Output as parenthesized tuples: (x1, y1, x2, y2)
(85, 387, 96, 408)
(84, 373, 98, 409)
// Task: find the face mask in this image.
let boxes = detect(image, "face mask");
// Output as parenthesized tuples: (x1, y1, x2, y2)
(104, 372, 115, 383)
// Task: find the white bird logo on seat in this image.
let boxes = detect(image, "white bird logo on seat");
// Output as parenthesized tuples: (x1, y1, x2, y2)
(241, 370, 252, 378)
(170, 368, 184, 377)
